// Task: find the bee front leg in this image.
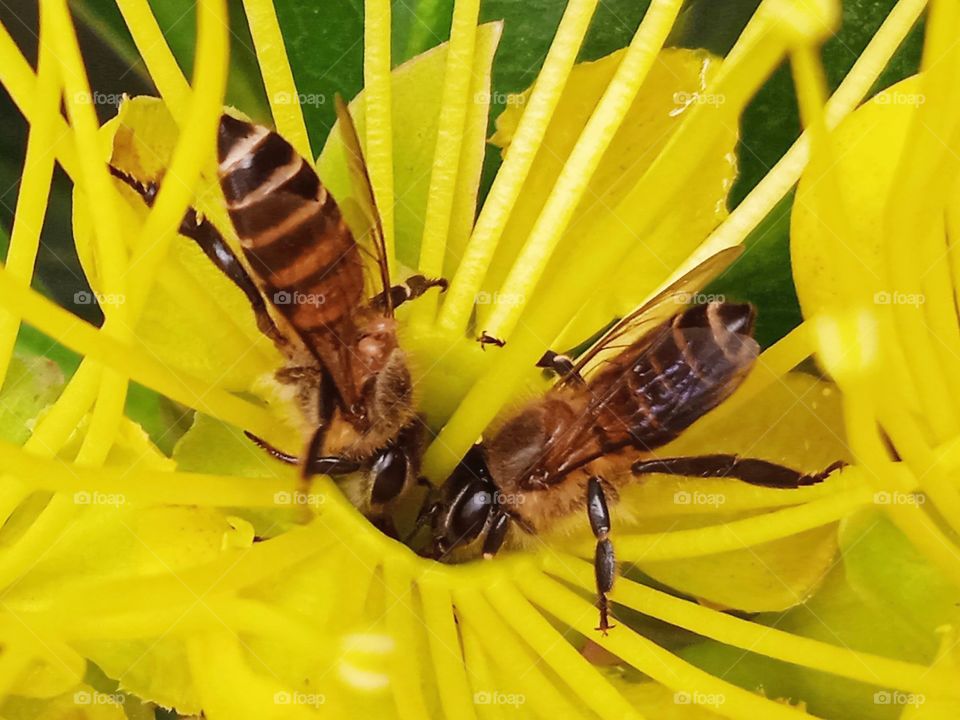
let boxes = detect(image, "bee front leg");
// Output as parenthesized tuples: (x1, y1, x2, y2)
(369, 275, 447, 311)
(587, 476, 616, 634)
(108, 165, 286, 347)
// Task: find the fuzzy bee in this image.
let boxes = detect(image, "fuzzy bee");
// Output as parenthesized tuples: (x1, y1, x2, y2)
(111, 98, 445, 528)
(416, 249, 843, 631)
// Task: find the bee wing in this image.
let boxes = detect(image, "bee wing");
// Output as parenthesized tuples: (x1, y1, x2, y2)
(333, 95, 394, 312)
(530, 300, 759, 486)
(566, 246, 744, 384)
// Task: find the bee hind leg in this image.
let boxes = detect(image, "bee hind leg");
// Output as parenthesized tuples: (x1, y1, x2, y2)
(630, 455, 845, 488)
(587, 476, 616, 634)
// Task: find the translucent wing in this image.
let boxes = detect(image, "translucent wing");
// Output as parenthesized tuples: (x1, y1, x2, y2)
(567, 246, 744, 383)
(334, 94, 393, 311)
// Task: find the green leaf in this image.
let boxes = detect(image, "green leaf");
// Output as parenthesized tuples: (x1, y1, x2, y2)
(0, 353, 65, 446)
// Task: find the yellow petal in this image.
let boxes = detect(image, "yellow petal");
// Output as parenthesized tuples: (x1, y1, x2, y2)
(626, 373, 849, 611)
(791, 75, 921, 316)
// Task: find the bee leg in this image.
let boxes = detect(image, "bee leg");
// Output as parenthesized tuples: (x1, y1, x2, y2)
(108, 165, 286, 347)
(630, 455, 846, 488)
(477, 331, 506, 350)
(587, 477, 616, 634)
(244, 431, 299, 464)
(536, 350, 585, 386)
(369, 275, 448, 311)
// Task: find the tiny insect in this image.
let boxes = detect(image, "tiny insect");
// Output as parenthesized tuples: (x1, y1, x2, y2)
(111, 97, 445, 529)
(414, 248, 843, 632)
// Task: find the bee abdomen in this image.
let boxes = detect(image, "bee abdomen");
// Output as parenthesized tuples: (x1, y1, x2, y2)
(598, 302, 757, 451)
(216, 114, 364, 331)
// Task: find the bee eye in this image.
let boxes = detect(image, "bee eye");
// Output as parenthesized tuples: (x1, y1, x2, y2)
(450, 482, 494, 544)
(370, 448, 407, 505)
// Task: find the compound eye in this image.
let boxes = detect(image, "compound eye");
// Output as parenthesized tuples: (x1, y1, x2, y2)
(449, 482, 494, 545)
(370, 448, 408, 506)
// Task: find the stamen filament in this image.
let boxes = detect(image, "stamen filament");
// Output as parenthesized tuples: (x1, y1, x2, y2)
(437, 0, 601, 332)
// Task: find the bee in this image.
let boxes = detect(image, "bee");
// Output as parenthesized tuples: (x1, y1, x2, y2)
(415, 249, 843, 632)
(110, 97, 445, 528)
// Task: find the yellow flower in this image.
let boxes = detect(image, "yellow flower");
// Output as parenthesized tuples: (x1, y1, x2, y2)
(0, 0, 955, 719)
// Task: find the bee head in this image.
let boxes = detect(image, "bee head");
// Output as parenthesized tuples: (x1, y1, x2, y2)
(413, 445, 499, 558)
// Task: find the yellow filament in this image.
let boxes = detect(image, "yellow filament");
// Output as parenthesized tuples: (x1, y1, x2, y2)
(363, 0, 396, 270)
(695, 0, 927, 264)
(412, 0, 482, 325)
(583, 480, 870, 561)
(114, 0, 191, 114)
(384, 564, 429, 719)
(0, 269, 285, 445)
(486, 581, 642, 719)
(437, 0, 600, 332)
(542, 555, 958, 697)
(0, 29, 61, 382)
(418, 580, 475, 720)
(0, 22, 81, 178)
(481, 0, 684, 339)
(519, 572, 814, 719)
(242, 0, 312, 160)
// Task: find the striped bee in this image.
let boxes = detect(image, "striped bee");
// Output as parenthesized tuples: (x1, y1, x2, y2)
(112, 98, 445, 528)
(416, 249, 843, 631)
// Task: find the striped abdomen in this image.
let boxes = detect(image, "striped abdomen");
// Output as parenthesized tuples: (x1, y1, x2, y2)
(216, 114, 364, 338)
